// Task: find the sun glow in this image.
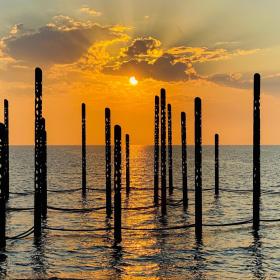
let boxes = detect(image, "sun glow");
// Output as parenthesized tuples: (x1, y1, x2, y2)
(129, 76, 138, 86)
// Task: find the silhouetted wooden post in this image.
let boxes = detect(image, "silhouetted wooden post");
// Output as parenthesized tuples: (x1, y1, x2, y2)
(195, 97, 202, 240)
(105, 108, 112, 217)
(161, 89, 167, 215)
(154, 96, 159, 205)
(125, 134, 130, 194)
(82, 103, 86, 195)
(0, 123, 6, 249)
(3, 99, 9, 201)
(181, 112, 188, 207)
(253, 73, 261, 230)
(168, 104, 173, 194)
(114, 125, 122, 243)
(215, 134, 219, 196)
(41, 118, 47, 219)
(34, 67, 42, 237)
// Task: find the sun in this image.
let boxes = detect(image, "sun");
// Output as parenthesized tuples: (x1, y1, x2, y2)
(129, 76, 138, 86)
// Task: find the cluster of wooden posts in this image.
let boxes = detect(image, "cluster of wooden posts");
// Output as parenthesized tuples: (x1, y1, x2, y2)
(0, 69, 261, 249)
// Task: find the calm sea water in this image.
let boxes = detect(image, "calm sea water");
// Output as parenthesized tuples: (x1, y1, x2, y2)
(1, 145, 280, 279)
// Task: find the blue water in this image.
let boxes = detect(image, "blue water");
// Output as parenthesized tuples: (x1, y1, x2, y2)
(1, 145, 280, 279)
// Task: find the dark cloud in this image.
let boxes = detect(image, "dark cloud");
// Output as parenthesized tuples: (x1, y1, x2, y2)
(2, 17, 120, 66)
(124, 37, 161, 58)
(208, 73, 251, 89)
(104, 53, 197, 82)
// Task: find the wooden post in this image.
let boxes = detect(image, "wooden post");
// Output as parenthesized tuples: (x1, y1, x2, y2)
(41, 118, 47, 219)
(181, 112, 188, 207)
(0, 123, 6, 249)
(160, 89, 167, 215)
(154, 96, 159, 205)
(253, 73, 261, 230)
(82, 103, 86, 195)
(114, 125, 122, 243)
(168, 104, 173, 194)
(3, 99, 9, 201)
(215, 134, 219, 196)
(34, 67, 42, 237)
(105, 108, 112, 217)
(195, 97, 202, 240)
(125, 134, 130, 194)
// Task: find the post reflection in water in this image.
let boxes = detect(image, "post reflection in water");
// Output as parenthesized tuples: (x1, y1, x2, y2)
(2, 146, 280, 278)
(32, 230, 48, 279)
(0, 251, 7, 279)
(250, 230, 265, 280)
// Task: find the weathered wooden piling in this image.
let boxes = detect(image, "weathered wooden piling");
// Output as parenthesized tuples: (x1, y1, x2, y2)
(0, 123, 6, 249)
(34, 67, 43, 237)
(160, 89, 167, 215)
(181, 112, 188, 207)
(105, 108, 112, 217)
(154, 96, 159, 205)
(195, 97, 202, 240)
(82, 103, 86, 195)
(215, 134, 219, 196)
(253, 73, 261, 230)
(168, 104, 173, 194)
(3, 100, 9, 201)
(41, 118, 47, 219)
(114, 125, 122, 243)
(125, 134, 130, 194)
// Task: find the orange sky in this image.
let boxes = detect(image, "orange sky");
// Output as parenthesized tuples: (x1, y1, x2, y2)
(1, 1, 280, 145)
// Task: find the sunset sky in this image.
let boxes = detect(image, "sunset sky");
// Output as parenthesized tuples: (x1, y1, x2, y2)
(1, 0, 280, 145)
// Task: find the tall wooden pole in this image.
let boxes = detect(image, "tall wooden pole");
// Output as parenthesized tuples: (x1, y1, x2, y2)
(82, 103, 86, 195)
(34, 67, 43, 237)
(168, 104, 173, 194)
(41, 118, 47, 219)
(4, 99, 9, 201)
(0, 123, 6, 249)
(160, 89, 167, 215)
(125, 134, 130, 194)
(105, 108, 112, 217)
(253, 73, 261, 231)
(154, 96, 159, 205)
(195, 97, 202, 240)
(181, 112, 188, 207)
(114, 125, 122, 243)
(215, 133, 219, 196)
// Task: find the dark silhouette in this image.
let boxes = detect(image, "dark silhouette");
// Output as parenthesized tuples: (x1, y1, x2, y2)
(34, 67, 43, 237)
(195, 97, 202, 241)
(215, 133, 219, 196)
(167, 104, 173, 194)
(114, 125, 122, 243)
(105, 108, 112, 217)
(125, 134, 130, 194)
(0, 123, 6, 249)
(3, 100, 9, 201)
(82, 103, 86, 195)
(253, 73, 261, 231)
(41, 118, 47, 219)
(154, 96, 159, 205)
(160, 89, 167, 215)
(181, 112, 188, 208)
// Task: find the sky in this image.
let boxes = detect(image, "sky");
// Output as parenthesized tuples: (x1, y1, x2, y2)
(1, 0, 280, 145)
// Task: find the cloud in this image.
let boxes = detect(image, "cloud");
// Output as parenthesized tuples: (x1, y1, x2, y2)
(122, 37, 162, 59)
(1, 15, 125, 66)
(80, 6, 102, 17)
(104, 53, 196, 82)
(208, 72, 280, 95)
(208, 73, 251, 89)
(99, 36, 260, 83)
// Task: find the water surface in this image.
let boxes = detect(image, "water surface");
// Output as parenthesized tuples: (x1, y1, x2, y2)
(1, 145, 280, 279)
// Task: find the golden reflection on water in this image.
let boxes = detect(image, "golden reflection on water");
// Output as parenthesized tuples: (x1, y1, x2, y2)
(1, 146, 280, 278)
